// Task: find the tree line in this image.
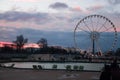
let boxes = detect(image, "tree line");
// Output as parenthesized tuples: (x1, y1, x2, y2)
(0, 34, 120, 57)
(0, 34, 80, 55)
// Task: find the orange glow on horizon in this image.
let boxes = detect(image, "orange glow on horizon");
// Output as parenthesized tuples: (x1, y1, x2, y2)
(23, 43, 40, 48)
(0, 41, 16, 48)
(0, 41, 15, 45)
(0, 42, 40, 49)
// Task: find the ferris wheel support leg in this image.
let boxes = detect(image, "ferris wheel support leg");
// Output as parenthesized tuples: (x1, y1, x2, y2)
(92, 39, 95, 55)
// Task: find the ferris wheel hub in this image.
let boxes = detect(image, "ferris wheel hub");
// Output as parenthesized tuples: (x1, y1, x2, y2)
(90, 31, 100, 40)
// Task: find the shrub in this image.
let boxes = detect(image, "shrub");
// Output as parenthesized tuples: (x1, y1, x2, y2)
(38, 65, 42, 69)
(79, 65, 84, 70)
(73, 65, 79, 70)
(66, 65, 71, 70)
(52, 65, 57, 69)
(33, 65, 38, 69)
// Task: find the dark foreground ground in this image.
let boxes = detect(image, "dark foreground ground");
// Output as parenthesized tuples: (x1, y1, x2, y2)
(0, 68, 100, 80)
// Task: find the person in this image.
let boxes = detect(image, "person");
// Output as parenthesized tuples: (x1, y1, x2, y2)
(100, 65, 111, 80)
(110, 58, 120, 80)
(111, 58, 119, 70)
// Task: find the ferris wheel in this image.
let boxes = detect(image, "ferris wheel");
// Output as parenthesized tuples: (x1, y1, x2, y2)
(74, 14, 117, 54)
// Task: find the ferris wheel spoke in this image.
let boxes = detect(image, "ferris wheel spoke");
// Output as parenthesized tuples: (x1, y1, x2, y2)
(75, 33, 89, 37)
(99, 26, 114, 33)
(100, 34, 115, 38)
(77, 27, 90, 34)
(90, 18, 94, 31)
(97, 20, 107, 32)
(100, 36, 116, 49)
(100, 36, 113, 46)
(83, 20, 92, 32)
(100, 32, 115, 37)
(95, 18, 99, 31)
(75, 37, 90, 48)
(100, 32, 115, 38)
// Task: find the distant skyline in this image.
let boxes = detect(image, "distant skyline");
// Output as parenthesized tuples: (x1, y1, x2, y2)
(0, 0, 120, 50)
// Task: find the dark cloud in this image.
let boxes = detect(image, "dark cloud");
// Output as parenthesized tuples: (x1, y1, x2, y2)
(49, 2, 68, 10)
(0, 11, 53, 24)
(108, 0, 120, 5)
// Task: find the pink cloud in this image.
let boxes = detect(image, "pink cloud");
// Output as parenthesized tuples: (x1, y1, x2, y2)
(69, 6, 88, 14)
(72, 6, 82, 11)
(0, 20, 26, 29)
(0, 19, 56, 31)
(87, 4, 104, 11)
(0, 20, 6, 26)
(116, 27, 120, 32)
(0, 20, 23, 28)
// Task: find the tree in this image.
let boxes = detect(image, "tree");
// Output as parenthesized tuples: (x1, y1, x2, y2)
(37, 38, 47, 48)
(13, 35, 28, 50)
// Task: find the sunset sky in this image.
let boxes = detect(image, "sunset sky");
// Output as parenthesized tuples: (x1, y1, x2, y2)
(0, 0, 120, 49)
(0, 0, 120, 31)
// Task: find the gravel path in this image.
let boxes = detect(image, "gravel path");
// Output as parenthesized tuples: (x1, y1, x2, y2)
(0, 68, 100, 80)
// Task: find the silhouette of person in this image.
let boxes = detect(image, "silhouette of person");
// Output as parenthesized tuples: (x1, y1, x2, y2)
(100, 65, 111, 80)
(111, 58, 119, 70)
(110, 58, 120, 80)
